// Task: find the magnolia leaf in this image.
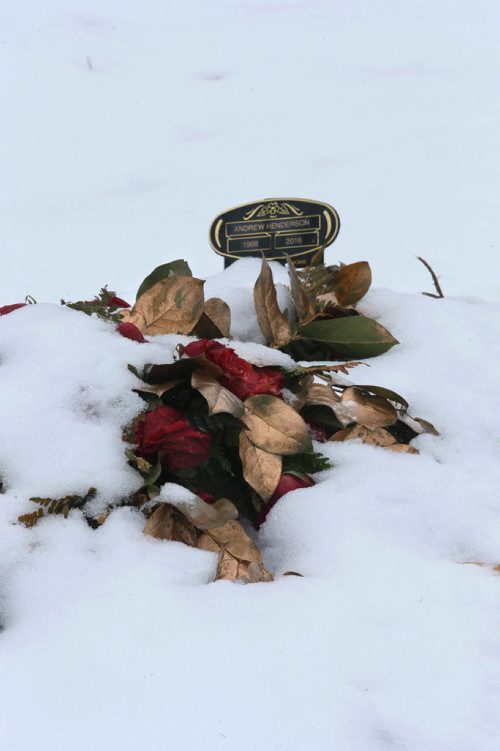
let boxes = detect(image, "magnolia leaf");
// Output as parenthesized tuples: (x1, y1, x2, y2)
(330, 424, 418, 453)
(355, 385, 409, 411)
(191, 370, 244, 417)
(330, 424, 398, 447)
(131, 276, 205, 336)
(333, 261, 372, 306)
(172, 496, 239, 530)
(397, 412, 439, 436)
(143, 357, 222, 385)
(239, 431, 282, 500)
(413, 417, 440, 436)
(205, 298, 231, 337)
(118, 307, 147, 332)
(305, 383, 340, 409)
(335, 386, 397, 429)
(133, 380, 182, 398)
(386, 443, 419, 454)
(285, 255, 316, 324)
(253, 258, 292, 347)
(299, 316, 398, 359)
(198, 520, 273, 583)
(316, 291, 339, 307)
(143, 503, 198, 546)
(136, 260, 192, 301)
(243, 394, 313, 455)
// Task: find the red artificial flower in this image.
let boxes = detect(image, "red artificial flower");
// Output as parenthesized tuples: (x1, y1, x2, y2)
(183, 339, 284, 400)
(135, 405, 211, 472)
(183, 339, 251, 377)
(116, 322, 146, 343)
(254, 473, 315, 529)
(229, 365, 284, 401)
(0, 303, 26, 316)
(107, 296, 130, 308)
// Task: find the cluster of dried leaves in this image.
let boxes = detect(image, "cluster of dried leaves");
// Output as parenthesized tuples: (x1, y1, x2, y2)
(119, 260, 231, 339)
(110, 256, 397, 361)
(254, 256, 398, 360)
(144, 504, 273, 583)
(15, 256, 438, 584)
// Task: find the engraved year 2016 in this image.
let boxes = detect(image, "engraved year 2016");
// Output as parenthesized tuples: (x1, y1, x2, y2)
(284, 235, 303, 245)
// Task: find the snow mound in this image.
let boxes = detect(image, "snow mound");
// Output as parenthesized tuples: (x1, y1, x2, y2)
(1, 285, 500, 750)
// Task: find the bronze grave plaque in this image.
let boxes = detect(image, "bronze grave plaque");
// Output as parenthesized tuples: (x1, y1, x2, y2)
(209, 198, 340, 267)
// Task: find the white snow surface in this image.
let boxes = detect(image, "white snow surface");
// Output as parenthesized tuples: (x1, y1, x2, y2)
(1, 0, 499, 303)
(1, 269, 500, 750)
(1, 1, 500, 749)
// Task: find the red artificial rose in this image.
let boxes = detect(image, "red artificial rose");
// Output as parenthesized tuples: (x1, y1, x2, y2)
(116, 322, 146, 343)
(227, 365, 284, 401)
(107, 296, 130, 308)
(183, 339, 251, 378)
(254, 473, 315, 529)
(0, 303, 26, 316)
(135, 405, 211, 472)
(183, 339, 284, 400)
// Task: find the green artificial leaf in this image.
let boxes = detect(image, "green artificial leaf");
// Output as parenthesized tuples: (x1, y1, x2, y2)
(136, 260, 192, 301)
(299, 316, 399, 359)
(282, 452, 331, 475)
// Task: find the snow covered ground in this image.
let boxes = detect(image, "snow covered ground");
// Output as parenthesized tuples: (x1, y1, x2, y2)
(1, 263, 500, 750)
(1, 1, 500, 749)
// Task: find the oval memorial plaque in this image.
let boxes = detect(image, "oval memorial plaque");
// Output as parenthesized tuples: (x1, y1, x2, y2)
(209, 198, 340, 267)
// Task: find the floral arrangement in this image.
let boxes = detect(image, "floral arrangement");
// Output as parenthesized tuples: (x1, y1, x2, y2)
(3, 257, 436, 582)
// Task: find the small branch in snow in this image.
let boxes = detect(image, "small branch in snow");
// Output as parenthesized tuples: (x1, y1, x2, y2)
(417, 256, 444, 299)
(86, 56, 93, 72)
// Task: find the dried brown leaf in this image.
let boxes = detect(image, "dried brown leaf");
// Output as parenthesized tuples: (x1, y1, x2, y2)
(305, 383, 340, 409)
(191, 370, 244, 417)
(335, 386, 397, 429)
(333, 261, 372, 306)
(330, 424, 419, 453)
(197, 533, 220, 553)
(144, 356, 222, 384)
(386, 443, 419, 455)
(144, 503, 198, 547)
(204, 298, 231, 337)
(133, 380, 182, 397)
(413, 417, 440, 436)
(243, 394, 313, 455)
(239, 431, 282, 500)
(330, 424, 397, 447)
(198, 520, 273, 583)
(192, 298, 231, 339)
(253, 258, 292, 347)
(285, 255, 316, 324)
(176, 497, 239, 530)
(130, 276, 205, 336)
(119, 307, 147, 332)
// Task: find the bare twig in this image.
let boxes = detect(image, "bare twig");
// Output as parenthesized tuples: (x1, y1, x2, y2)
(417, 256, 444, 299)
